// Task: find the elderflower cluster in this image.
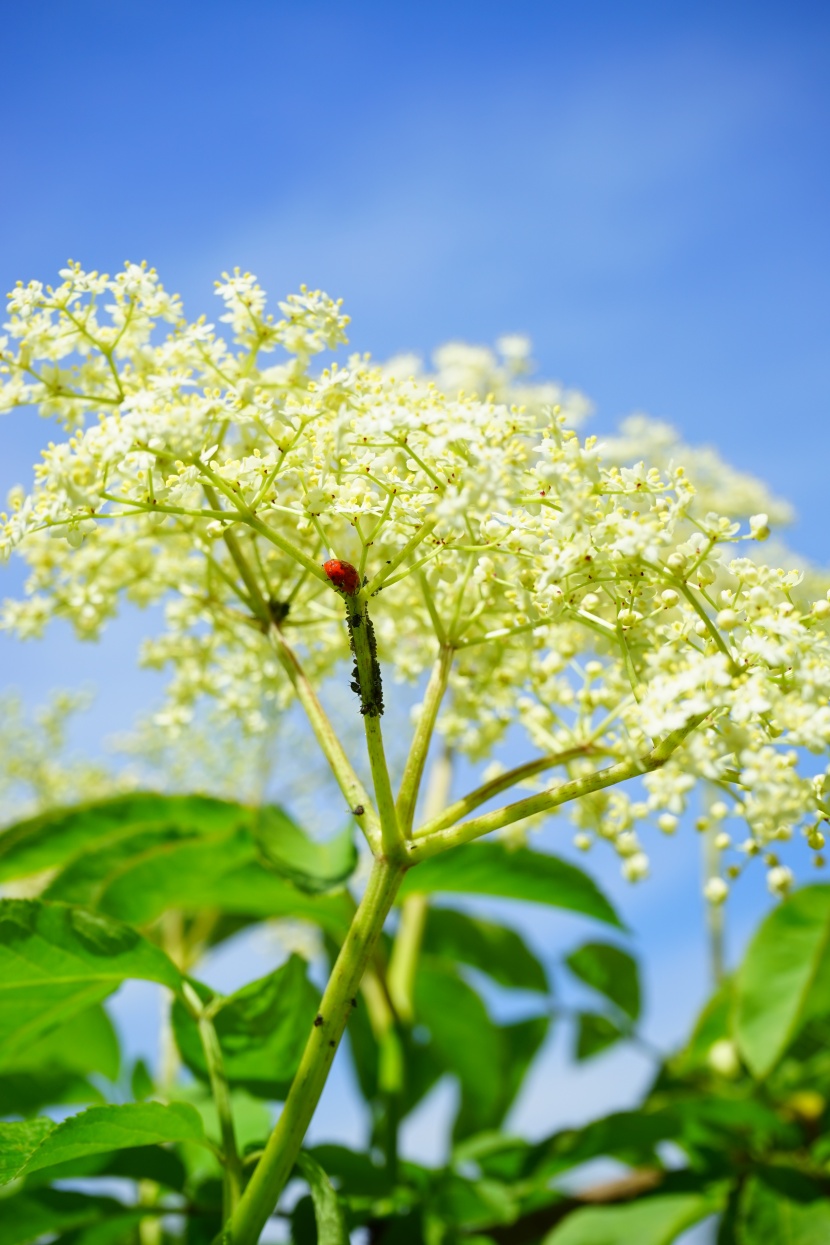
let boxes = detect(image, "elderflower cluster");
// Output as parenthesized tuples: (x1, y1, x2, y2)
(2, 263, 830, 899)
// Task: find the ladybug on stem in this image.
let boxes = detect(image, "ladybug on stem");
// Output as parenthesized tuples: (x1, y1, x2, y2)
(323, 558, 361, 596)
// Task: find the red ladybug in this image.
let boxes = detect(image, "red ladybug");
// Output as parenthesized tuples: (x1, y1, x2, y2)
(323, 558, 361, 596)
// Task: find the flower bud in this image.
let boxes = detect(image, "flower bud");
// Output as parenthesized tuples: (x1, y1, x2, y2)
(767, 865, 794, 897)
(750, 513, 770, 541)
(716, 609, 739, 630)
(704, 877, 729, 905)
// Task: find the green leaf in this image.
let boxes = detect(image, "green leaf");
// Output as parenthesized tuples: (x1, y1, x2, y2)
(455, 1014, 549, 1141)
(671, 981, 734, 1077)
(735, 886, 830, 1078)
(565, 942, 640, 1021)
(737, 1171, 830, 1244)
(307, 1144, 391, 1198)
(9, 1003, 119, 1079)
(542, 1193, 715, 1244)
(0, 1004, 120, 1112)
(172, 957, 319, 1098)
(0, 1069, 105, 1117)
(0, 1189, 128, 1245)
(47, 823, 351, 935)
(22, 1143, 187, 1191)
(574, 1012, 626, 1061)
(422, 908, 548, 993)
(1, 1102, 208, 1185)
(530, 1109, 681, 1183)
(400, 844, 621, 927)
(0, 1119, 54, 1183)
(130, 1058, 154, 1102)
(0, 900, 182, 1060)
(256, 806, 357, 894)
(52, 1211, 147, 1244)
(415, 962, 504, 1126)
(0, 793, 248, 882)
(296, 1151, 349, 1245)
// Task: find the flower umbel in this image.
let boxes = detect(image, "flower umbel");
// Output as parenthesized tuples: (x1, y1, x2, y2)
(2, 263, 830, 895)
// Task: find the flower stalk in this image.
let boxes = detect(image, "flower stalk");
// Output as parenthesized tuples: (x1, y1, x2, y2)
(223, 856, 406, 1245)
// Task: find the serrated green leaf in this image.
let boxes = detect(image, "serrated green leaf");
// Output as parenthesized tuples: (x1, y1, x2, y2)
(574, 1012, 625, 1061)
(172, 957, 318, 1098)
(0, 900, 182, 1060)
(735, 886, 830, 1078)
(565, 942, 640, 1021)
(0, 793, 247, 882)
(0, 1119, 54, 1183)
(2, 1102, 208, 1185)
(21, 1143, 187, 1191)
(400, 844, 621, 927)
(296, 1151, 349, 1245)
(423, 908, 548, 993)
(256, 806, 357, 894)
(542, 1192, 715, 1244)
(737, 1171, 830, 1243)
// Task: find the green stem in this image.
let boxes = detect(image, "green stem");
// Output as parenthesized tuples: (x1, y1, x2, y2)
(223, 857, 406, 1245)
(350, 593, 403, 860)
(365, 518, 438, 594)
(183, 985, 243, 1219)
(389, 747, 454, 1022)
(269, 624, 382, 853)
(409, 716, 708, 861)
(415, 744, 599, 839)
(395, 645, 454, 837)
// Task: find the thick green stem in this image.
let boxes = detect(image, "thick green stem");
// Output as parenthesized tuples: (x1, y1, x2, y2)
(224, 857, 406, 1244)
(396, 645, 454, 837)
(349, 592, 402, 859)
(269, 625, 382, 853)
(183, 984, 243, 1219)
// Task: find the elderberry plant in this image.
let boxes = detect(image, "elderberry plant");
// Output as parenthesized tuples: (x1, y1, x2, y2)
(1, 263, 830, 1243)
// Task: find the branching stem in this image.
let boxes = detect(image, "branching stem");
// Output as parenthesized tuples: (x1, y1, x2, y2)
(409, 715, 708, 861)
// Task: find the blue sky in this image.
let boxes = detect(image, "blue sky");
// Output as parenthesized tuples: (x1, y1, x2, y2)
(3, 0, 830, 1198)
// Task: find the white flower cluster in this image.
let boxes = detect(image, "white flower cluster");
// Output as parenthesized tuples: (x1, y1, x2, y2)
(2, 263, 829, 898)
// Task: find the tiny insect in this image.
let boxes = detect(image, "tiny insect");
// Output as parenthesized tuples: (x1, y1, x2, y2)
(322, 558, 361, 596)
